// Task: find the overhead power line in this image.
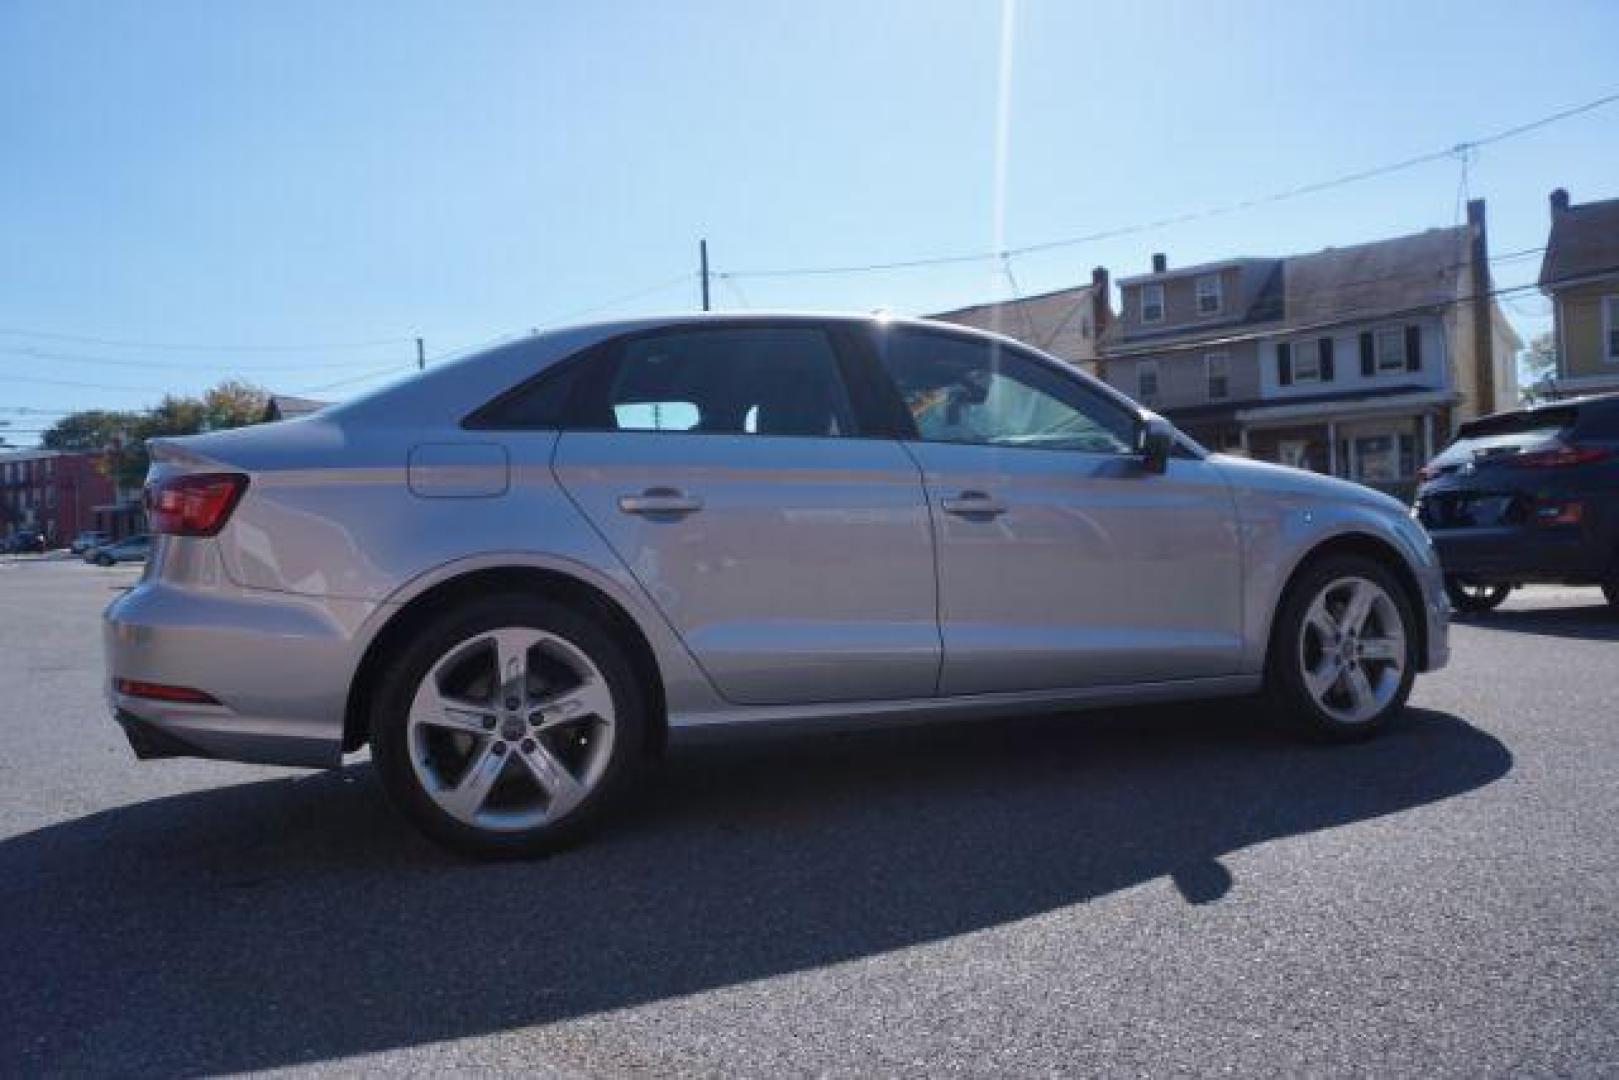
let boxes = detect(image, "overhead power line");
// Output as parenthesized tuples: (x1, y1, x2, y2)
(720, 89, 1619, 280)
(0, 345, 413, 374)
(0, 327, 412, 352)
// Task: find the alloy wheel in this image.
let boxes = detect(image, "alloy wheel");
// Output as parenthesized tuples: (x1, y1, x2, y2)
(406, 626, 616, 831)
(1296, 576, 1407, 725)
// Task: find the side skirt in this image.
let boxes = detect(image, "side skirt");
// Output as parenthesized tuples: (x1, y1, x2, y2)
(668, 674, 1262, 740)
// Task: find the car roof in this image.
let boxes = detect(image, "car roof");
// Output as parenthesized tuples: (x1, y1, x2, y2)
(327, 310, 1138, 432)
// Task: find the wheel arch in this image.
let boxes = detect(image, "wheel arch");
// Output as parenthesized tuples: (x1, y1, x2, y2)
(343, 564, 668, 756)
(1264, 531, 1429, 672)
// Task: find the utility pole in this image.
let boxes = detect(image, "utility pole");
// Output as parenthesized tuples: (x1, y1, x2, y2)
(416, 337, 426, 371)
(699, 239, 711, 312)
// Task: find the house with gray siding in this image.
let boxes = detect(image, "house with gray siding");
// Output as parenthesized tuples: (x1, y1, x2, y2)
(1098, 200, 1519, 498)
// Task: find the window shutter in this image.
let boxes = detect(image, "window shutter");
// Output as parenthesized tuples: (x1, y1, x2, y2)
(1405, 325, 1422, 371)
(1320, 337, 1335, 381)
(1360, 332, 1375, 376)
(1277, 343, 1293, 386)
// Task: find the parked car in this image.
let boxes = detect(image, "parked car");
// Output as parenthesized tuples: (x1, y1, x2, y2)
(104, 314, 1449, 856)
(70, 530, 110, 555)
(1415, 392, 1618, 613)
(88, 534, 151, 566)
(4, 529, 46, 554)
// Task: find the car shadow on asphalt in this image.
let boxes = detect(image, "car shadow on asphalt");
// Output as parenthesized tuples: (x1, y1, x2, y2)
(0, 703, 1509, 1075)
(1453, 601, 1619, 641)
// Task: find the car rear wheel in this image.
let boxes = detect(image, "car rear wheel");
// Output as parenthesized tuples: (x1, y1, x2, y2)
(1267, 556, 1417, 741)
(1444, 576, 1511, 614)
(1603, 578, 1619, 612)
(370, 595, 646, 858)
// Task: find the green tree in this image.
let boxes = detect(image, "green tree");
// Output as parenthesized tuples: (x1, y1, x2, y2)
(203, 380, 269, 430)
(1520, 332, 1557, 401)
(39, 380, 270, 490)
(39, 409, 144, 452)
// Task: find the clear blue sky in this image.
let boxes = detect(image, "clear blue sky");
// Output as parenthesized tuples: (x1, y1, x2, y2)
(3, 0, 1618, 443)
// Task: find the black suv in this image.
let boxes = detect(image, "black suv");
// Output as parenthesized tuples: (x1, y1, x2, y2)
(1415, 392, 1619, 613)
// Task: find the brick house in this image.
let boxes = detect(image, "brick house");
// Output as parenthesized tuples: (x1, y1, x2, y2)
(0, 449, 118, 546)
(1539, 187, 1619, 398)
(929, 268, 1113, 375)
(1098, 200, 1519, 500)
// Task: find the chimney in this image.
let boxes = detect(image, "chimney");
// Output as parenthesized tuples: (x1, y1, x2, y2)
(1090, 266, 1113, 379)
(1550, 188, 1570, 217)
(1151, 253, 1167, 274)
(1090, 266, 1112, 334)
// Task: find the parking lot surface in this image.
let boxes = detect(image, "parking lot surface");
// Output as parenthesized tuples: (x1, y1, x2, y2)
(1, 559, 1616, 1076)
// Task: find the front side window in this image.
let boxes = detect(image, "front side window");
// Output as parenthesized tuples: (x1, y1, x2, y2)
(1141, 284, 1165, 324)
(1375, 328, 1407, 372)
(1196, 274, 1222, 315)
(605, 328, 856, 437)
(1605, 295, 1619, 362)
(875, 330, 1135, 453)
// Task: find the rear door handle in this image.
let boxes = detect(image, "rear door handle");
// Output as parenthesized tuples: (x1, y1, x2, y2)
(940, 491, 1008, 516)
(618, 488, 704, 515)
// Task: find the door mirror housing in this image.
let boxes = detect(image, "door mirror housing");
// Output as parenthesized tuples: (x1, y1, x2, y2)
(1136, 414, 1175, 474)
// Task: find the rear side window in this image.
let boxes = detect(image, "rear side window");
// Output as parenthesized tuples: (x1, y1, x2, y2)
(597, 327, 857, 438)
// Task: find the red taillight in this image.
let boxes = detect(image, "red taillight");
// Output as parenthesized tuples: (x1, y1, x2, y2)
(144, 473, 249, 536)
(1533, 500, 1585, 526)
(115, 679, 221, 705)
(1505, 445, 1610, 469)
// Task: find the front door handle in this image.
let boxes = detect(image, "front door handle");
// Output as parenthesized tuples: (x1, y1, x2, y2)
(619, 488, 704, 515)
(940, 491, 1008, 516)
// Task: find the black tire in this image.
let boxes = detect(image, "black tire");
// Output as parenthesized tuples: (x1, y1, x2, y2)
(1602, 578, 1619, 613)
(370, 593, 648, 858)
(1444, 575, 1511, 614)
(1265, 555, 1418, 742)
(95, 554, 114, 567)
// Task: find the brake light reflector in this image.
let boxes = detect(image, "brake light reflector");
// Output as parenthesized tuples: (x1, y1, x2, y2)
(1506, 445, 1610, 469)
(115, 679, 221, 705)
(145, 473, 249, 536)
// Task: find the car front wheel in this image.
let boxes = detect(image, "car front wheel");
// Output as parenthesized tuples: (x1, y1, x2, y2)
(1267, 556, 1417, 740)
(370, 595, 646, 857)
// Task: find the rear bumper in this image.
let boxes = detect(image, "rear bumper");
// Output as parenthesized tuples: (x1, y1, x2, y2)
(103, 580, 378, 768)
(1430, 526, 1609, 583)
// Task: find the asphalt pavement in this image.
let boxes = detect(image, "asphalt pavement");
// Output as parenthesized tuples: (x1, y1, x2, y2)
(1, 559, 1616, 1076)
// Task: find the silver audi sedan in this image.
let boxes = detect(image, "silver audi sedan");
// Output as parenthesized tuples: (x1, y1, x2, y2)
(105, 314, 1449, 855)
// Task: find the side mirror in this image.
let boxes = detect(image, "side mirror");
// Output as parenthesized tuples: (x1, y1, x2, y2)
(1136, 414, 1175, 475)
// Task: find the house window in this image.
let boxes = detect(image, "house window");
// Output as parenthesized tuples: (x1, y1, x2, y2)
(1137, 360, 1160, 402)
(1375, 328, 1407, 372)
(1141, 284, 1165, 324)
(1292, 339, 1322, 383)
(1206, 352, 1229, 400)
(1196, 274, 1222, 315)
(1605, 296, 1619, 363)
(1080, 315, 1092, 340)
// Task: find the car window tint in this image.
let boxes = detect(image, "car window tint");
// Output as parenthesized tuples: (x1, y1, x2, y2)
(602, 327, 856, 437)
(468, 357, 586, 429)
(874, 329, 1134, 452)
